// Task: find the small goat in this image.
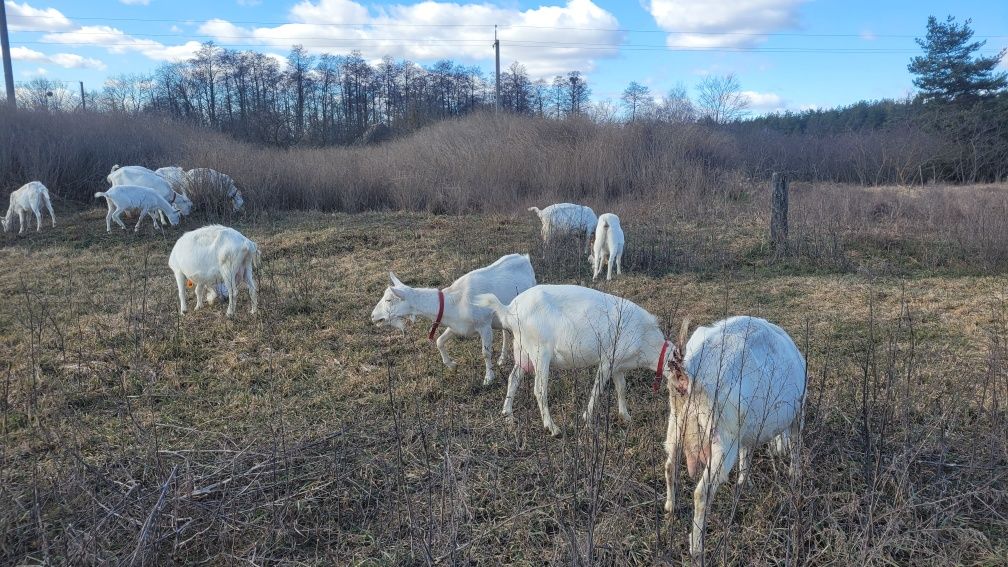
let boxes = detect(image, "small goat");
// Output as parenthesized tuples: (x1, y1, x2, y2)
(108, 165, 193, 221)
(3, 181, 55, 234)
(169, 225, 260, 317)
(528, 203, 597, 254)
(662, 316, 806, 560)
(94, 185, 180, 233)
(474, 284, 670, 436)
(588, 213, 624, 281)
(370, 254, 536, 386)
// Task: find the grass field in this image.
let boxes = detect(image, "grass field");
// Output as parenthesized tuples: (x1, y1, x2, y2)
(1, 196, 1006, 565)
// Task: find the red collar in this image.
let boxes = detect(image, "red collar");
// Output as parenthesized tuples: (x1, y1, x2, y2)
(427, 290, 445, 341)
(652, 340, 671, 392)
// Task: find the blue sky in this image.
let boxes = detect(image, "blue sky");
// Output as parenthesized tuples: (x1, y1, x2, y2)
(5, 0, 1007, 114)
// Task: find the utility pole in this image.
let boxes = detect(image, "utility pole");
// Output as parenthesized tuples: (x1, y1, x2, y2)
(0, 0, 15, 107)
(493, 25, 500, 113)
(79, 81, 85, 110)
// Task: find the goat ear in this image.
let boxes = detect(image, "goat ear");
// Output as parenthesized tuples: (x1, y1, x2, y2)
(677, 317, 691, 352)
(389, 286, 408, 299)
(389, 272, 404, 287)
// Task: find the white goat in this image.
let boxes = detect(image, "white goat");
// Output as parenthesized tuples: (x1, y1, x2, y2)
(94, 185, 181, 233)
(474, 284, 671, 436)
(588, 213, 624, 281)
(108, 165, 193, 220)
(169, 225, 260, 317)
(155, 166, 187, 190)
(528, 203, 597, 253)
(662, 316, 806, 560)
(370, 254, 536, 386)
(3, 181, 55, 234)
(183, 168, 245, 211)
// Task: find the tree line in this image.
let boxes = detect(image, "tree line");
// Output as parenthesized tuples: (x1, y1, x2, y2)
(10, 15, 1008, 183)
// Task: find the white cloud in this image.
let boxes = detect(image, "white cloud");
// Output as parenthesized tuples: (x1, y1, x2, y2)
(43, 26, 203, 62)
(5, 1, 73, 32)
(199, 0, 623, 78)
(645, 0, 807, 48)
(11, 46, 106, 69)
(741, 90, 785, 112)
(119, 0, 151, 4)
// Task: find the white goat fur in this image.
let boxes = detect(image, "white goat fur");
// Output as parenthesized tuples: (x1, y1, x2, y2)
(169, 225, 260, 317)
(663, 316, 805, 559)
(474, 284, 671, 436)
(94, 185, 181, 233)
(184, 168, 245, 211)
(107, 165, 193, 218)
(588, 213, 624, 281)
(528, 203, 597, 253)
(155, 166, 187, 189)
(3, 181, 55, 234)
(370, 254, 536, 386)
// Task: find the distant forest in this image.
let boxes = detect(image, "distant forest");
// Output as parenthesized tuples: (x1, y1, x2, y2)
(9, 16, 1008, 184)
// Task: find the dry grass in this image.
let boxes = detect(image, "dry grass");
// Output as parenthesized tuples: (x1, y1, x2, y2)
(0, 193, 1005, 565)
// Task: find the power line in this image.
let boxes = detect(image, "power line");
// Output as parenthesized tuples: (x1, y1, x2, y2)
(13, 39, 1003, 56)
(8, 28, 960, 50)
(8, 13, 1007, 38)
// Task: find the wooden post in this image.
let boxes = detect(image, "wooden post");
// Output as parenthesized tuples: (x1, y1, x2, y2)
(770, 172, 788, 248)
(493, 25, 500, 114)
(0, 0, 15, 107)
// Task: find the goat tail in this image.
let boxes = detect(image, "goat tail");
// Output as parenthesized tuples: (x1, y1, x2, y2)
(110, 164, 120, 172)
(473, 293, 514, 330)
(94, 191, 107, 199)
(527, 206, 541, 216)
(244, 240, 262, 269)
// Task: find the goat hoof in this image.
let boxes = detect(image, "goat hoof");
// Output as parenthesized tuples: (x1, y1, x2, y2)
(444, 361, 457, 370)
(547, 424, 561, 437)
(619, 412, 632, 425)
(664, 500, 673, 513)
(482, 374, 495, 386)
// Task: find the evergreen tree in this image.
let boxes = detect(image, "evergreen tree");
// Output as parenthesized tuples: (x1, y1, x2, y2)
(908, 15, 1006, 103)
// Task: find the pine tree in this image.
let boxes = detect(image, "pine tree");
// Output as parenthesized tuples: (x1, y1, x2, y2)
(908, 15, 1006, 103)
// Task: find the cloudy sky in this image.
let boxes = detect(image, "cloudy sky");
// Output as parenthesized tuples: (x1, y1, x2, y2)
(5, 0, 1007, 114)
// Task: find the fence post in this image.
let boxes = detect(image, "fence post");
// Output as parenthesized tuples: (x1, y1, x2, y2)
(770, 172, 788, 248)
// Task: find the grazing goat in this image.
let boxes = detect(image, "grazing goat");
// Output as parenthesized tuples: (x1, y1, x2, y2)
(588, 213, 624, 281)
(3, 181, 55, 234)
(183, 168, 245, 211)
(662, 316, 806, 560)
(474, 284, 670, 436)
(155, 166, 187, 190)
(370, 254, 536, 386)
(94, 185, 180, 233)
(528, 203, 597, 253)
(169, 225, 260, 317)
(108, 165, 193, 221)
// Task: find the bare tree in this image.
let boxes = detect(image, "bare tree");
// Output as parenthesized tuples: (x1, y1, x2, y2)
(655, 83, 696, 123)
(695, 73, 749, 124)
(621, 81, 650, 122)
